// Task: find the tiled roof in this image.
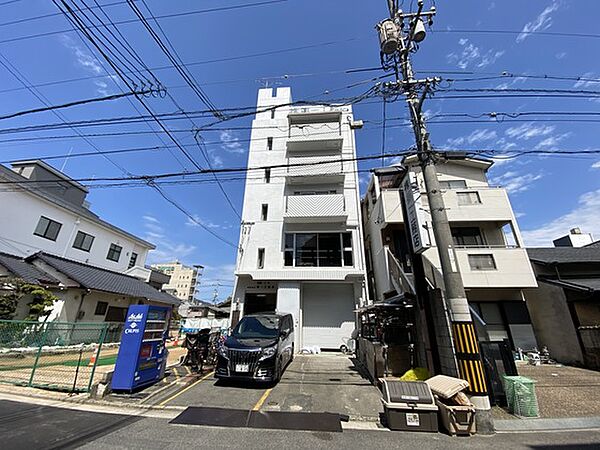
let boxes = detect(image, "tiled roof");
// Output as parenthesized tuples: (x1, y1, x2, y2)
(0, 251, 59, 284)
(527, 247, 600, 264)
(542, 277, 600, 293)
(25, 252, 179, 305)
(585, 240, 600, 248)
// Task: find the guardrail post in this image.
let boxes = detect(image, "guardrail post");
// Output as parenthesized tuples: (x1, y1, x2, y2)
(87, 323, 109, 392)
(29, 322, 51, 387)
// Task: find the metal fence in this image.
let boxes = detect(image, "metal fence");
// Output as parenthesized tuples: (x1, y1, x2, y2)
(0, 320, 123, 393)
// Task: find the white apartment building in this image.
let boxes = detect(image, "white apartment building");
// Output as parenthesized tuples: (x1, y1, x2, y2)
(231, 87, 368, 352)
(362, 156, 538, 351)
(0, 160, 154, 272)
(151, 261, 200, 302)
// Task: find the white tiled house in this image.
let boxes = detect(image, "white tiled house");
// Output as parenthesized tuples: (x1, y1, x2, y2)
(0, 160, 154, 272)
(362, 156, 539, 351)
(231, 88, 368, 352)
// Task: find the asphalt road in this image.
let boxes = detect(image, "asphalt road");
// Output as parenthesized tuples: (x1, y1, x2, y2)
(2, 399, 600, 449)
(0, 400, 139, 450)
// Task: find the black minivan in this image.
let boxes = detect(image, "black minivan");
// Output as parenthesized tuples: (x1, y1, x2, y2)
(215, 313, 294, 383)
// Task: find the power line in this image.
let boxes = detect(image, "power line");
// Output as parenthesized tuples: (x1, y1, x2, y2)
(0, 0, 291, 45)
(0, 88, 151, 121)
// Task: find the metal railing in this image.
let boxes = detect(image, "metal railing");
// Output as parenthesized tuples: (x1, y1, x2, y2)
(0, 320, 122, 393)
(385, 246, 415, 295)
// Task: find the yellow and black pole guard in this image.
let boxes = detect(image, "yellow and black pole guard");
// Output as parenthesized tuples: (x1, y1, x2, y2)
(451, 321, 488, 395)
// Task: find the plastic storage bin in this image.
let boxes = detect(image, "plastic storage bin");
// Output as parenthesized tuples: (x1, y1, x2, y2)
(380, 379, 439, 432)
(435, 398, 476, 436)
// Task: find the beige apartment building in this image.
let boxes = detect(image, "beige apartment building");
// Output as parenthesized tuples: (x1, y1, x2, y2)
(151, 261, 201, 302)
(362, 156, 539, 352)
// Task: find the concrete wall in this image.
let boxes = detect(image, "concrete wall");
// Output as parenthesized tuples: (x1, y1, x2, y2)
(525, 282, 585, 365)
(276, 282, 301, 349)
(0, 188, 150, 272)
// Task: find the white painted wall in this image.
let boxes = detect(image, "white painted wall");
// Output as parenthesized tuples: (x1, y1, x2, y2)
(0, 187, 151, 272)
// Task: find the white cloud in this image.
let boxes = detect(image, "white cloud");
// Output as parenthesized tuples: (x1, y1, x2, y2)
(516, 2, 561, 43)
(446, 39, 504, 70)
(514, 211, 526, 218)
(219, 131, 245, 154)
(573, 71, 598, 89)
(446, 129, 497, 147)
(592, 161, 600, 169)
(185, 214, 228, 229)
(521, 189, 600, 246)
(534, 132, 571, 150)
(142, 215, 197, 263)
(505, 123, 555, 140)
(555, 52, 567, 60)
(490, 171, 543, 194)
(495, 76, 526, 91)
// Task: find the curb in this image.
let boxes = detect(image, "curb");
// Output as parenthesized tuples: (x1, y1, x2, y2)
(495, 416, 600, 433)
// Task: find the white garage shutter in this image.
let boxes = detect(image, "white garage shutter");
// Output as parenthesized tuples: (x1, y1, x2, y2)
(302, 283, 356, 350)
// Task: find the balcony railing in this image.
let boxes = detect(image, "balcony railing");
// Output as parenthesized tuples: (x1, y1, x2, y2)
(286, 124, 343, 151)
(286, 155, 343, 178)
(284, 194, 347, 222)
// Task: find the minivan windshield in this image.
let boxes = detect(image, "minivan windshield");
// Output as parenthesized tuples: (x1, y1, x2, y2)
(232, 316, 280, 339)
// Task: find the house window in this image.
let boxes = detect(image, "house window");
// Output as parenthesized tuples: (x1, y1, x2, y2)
(128, 252, 138, 269)
(106, 243, 122, 262)
(468, 254, 496, 270)
(267, 137, 273, 150)
(33, 216, 62, 241)
(439, 180, 467, 189)
(284, 233, 353, 267)
(452, 227, 485, 247)
(94, 301, 108, 316)
(265, 168, 271, 183)
(457, 191, 481, 205)
(284, 233, 294, 266)
(257, 248, 265, 269)
(72, 231, 95, 252)
(271, 109, 275, 119)
(261, 204, 268, 221)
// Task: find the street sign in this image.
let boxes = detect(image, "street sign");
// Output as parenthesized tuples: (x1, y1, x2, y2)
(401, 171, 431, 253)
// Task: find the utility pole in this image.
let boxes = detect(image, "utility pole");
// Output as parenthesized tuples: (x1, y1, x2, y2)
(376, 0, 493, 432)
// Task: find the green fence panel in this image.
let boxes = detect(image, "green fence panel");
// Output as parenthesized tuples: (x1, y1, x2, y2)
(0, 320, 123, 393)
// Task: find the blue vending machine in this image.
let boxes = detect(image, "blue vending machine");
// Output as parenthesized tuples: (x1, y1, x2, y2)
(111, 304, 170, 392)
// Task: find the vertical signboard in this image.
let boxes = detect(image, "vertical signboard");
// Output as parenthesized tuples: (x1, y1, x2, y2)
(401, 172, 431, 254)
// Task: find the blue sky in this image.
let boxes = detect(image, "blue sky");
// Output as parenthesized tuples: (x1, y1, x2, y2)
(0, 0, 599, 301)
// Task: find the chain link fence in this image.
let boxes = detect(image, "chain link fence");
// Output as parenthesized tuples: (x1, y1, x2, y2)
(0, 320, 123, 393)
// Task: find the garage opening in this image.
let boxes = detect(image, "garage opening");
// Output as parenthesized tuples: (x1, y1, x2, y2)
(302, 283, 356, 351)
(244, 293, 277, 315)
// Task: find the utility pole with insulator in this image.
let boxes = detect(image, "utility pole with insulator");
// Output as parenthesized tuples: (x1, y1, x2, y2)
(375, 0, 494, 433)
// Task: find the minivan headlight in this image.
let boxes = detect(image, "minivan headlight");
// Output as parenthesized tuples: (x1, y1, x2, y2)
(217, 344, 229, 359)
(259, 346, 277, 360)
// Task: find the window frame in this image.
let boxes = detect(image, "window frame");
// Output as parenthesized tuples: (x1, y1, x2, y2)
(452, 227, 486, 247)
(264, 168, 271, 183)
(257, 248, 265, 269)
(439, 179, 467, 190)
(33, 216, 62, 241)
(457, 191, 482, 206)
(267, 136, 273, 150)
(468, 254, 497, 271)
(72, 230, 95, 252)
(283, 232, 353, 268)
(106, 243, 123, 262)
(128, 252, 138, 269)
(94, 301, 109, 316)
(261, 203, 268, 221)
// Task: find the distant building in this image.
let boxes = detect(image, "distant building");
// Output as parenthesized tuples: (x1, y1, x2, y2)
(0, 160, 154, 272)
(151, 261, 201, 302)
(553, 228, 595, 248)
(0, 251, 179, 322)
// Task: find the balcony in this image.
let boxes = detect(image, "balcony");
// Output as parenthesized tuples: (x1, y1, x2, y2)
(283, 194, 347, 223)
(423, 246, 537, 289)
(286, 124, 343, 152)
(441, 187, 515, 222)
(285, 155, 344, 183)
